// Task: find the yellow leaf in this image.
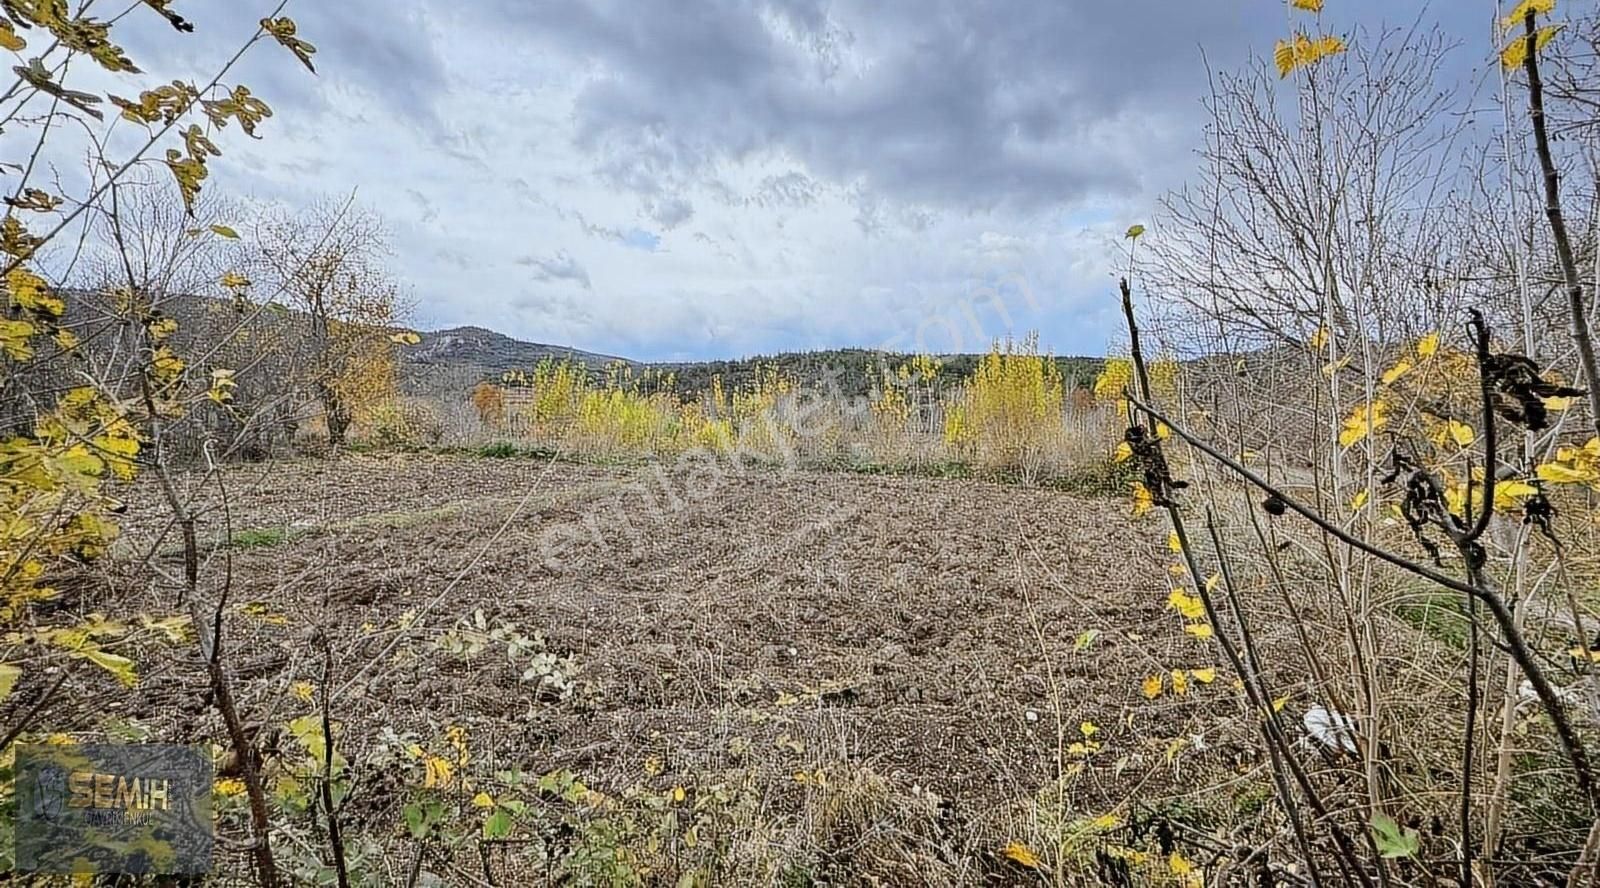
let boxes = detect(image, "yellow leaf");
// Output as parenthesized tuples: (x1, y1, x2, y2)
(78, 648, 137, 687)
(1350, 489, 1370, 511)
(1113, 441, 1133, 463)
(423, 755, 454, 788)
(1569, 646, 1600, 663)
(7, 267, 64, 317)
(1169, 851, 1195, 875)
(390, 331, 421, 346)
(1080, 721, 1099, 738)
(672, 785, 686, 802)
(1291, 0, 1323, 9)
(1185, 623, 1214, 640)
(1276, 32, 1347, 77)
(292, 681, 315, 703)
(1272, 696, 1289, 712)
(1204, 574, 1220, 595)
(1501, 24, 1564, 69)
(1538, 461, 1599, 485)
(0, 19, 26, 52)
(1091, 813, 1121, 830)
(209, 224, 240, 239)
(1494, 480, 1539, 510)
(1339, 400, 1388, 448)
(1310, 326, 1329, 349)
(1131, 482, 1154, 517)
(1191, 667, 1216, 684)
(1167, 532, 1182, 553)
(1171, 670, 1189, 695)
(1142, 674, 1164, 699)
(1502, 0, 1555, 31)
(1380, 360, 1412, 385)
(221, 271, 250, 290)
(1546, 395, 1574, 411)
(472, 791, 496, 808)
(1002, 841, 1042, 870)
(1416, 332, 1440, 357)
(1168, 590, 1206, 620)
(0, 663, 19, 702)
(1322, 356, 1351, 376)
(215, 778, 246, 798)
(1125, 224, 1146, 240)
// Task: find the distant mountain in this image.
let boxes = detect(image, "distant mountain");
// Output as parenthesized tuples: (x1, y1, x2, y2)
(398, 325, 1106, 398)
(399, 325, 631, 393)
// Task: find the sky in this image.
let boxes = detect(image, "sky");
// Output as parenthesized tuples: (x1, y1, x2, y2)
(95, 0, 1498, 361)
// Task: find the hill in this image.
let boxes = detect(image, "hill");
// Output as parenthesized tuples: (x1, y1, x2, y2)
(399, 325, 631, 394)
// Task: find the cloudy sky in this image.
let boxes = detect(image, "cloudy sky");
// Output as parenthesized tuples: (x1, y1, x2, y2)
(104, 0, 1494, 361)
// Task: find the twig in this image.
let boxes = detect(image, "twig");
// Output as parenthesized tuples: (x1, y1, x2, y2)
(0, 670, 70, 753)
(318, 633, 352, 888)
(1521, 9, 1600, 447)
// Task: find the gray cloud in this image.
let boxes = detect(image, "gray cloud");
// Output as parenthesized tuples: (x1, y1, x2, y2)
(64, 0, 1491, 361)
(516, 250, 594, 290)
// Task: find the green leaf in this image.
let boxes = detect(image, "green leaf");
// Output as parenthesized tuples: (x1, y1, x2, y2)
(1073, 629, 1100, 652)
(1371, 814, 1420, 859)
(209, 224, 240, 239)
(1124, 224, 1146, 240)
(483, 809, 513, 839)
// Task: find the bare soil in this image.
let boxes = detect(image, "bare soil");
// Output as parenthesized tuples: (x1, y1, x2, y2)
(45, 452, 1277, 883)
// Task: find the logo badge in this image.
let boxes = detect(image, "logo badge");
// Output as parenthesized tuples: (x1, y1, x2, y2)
(14, 744, 213, 874)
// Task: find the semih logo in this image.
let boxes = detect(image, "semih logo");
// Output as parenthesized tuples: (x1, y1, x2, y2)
(14, 744, 212, 875)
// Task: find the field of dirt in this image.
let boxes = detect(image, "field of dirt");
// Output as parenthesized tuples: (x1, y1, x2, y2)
(43, 452, 1289, 883)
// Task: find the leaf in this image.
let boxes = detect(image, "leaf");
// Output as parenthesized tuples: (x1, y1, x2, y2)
(472, 791, 496, 808)
(1291, 0, 1323, 9)
(1131, 482, 1154, 517)
(1191, 667, 1216, 684)
(1142, 674, 1164, 699)
(483, 808, 514, 838)
(1276, 32, 1347, 78)
(1001, 841, 1042, 870)
(1168, 590, 1206, 620)
(1073, 629, 1100, 652)
(209, 224, 240, 239)
(1124, 224, 1146, 240)
(1113, 441, 1133, 463)
(1080, 721, 1099, 738)
(1184, 623, 1214, 640)
(1501, 24, 1563, 69)
(1431, 419, 1476, 448)
(1339, 400, 1389, 448)
(261, 17, 318, 73)
(1380, 359, 1412, 385)
(0, 663, 20, 703)
(423, 754, 454, 789)
(1167, 532, 1182, 553)
(1309, 326, 1329, 349)
(1171, 669, 1189, 695)
(1370, 813, 1420, 859)
(164, 149, 208, 214)
(1350, 489, 1370, 511)
(1502, 0, 1555, 31)
(1537, 461, 1599, 485)
(0, 19, 26, 52)
(78, 648, 137, 687)
(389, 331, 421, 346)
(221, 271, 251, 290)
(1416, 332, 1440, 357)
